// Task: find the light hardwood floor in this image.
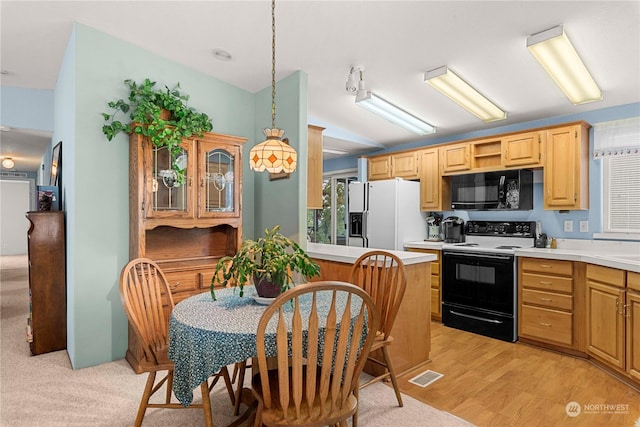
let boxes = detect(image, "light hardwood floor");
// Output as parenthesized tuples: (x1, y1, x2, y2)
(398, 322, 640, 427)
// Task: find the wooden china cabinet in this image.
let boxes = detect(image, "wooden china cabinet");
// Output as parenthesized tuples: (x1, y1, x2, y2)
(126, 130, 246, 373)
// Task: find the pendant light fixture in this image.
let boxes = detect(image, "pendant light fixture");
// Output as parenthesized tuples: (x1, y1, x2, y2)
(249, 0, 297, 174)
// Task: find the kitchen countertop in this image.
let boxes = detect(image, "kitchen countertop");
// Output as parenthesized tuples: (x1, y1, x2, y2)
(404, 239, 640, 273)
(306, 243, 436, 265)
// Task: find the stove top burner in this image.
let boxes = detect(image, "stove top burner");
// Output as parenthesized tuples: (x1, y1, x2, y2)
(455, 243, 478, 247)
(495, 245, 522, 249)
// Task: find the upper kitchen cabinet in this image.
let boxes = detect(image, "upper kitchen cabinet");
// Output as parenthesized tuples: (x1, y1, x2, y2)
(307, 125, 325, 209)
(543, 122, 590, 210)
(503, 131, 544, 168)
(368, 151, 420, 181)
(419, 147, 449, 211)
(368, 155, 392, 181)
(441, 143, 471, 174)
(471, 137, 503, 171)
(391, 151, 420, 179)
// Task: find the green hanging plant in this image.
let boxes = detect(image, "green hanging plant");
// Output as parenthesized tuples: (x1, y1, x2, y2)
(101, 78, 213, 183)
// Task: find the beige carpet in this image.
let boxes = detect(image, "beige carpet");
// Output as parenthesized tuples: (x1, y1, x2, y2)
(0, 255, 473, 426)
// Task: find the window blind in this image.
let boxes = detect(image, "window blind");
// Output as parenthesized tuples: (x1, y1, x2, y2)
(593, 116, 640, 158)
(604, 154, 640, 233)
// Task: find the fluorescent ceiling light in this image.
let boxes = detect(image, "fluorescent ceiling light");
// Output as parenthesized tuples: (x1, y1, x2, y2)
(355, 91, 435, 135)
(527, 25, 601, 105)
(424, 66, 506, 122)
(322, 148, 348, 155)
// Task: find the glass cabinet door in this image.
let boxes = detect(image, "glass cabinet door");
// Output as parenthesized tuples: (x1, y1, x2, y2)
(199, 141, 241, 218)
(147, 142, 193, 218)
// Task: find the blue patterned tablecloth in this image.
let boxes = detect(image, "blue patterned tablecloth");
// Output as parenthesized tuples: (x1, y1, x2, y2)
(168, 285, 361, 406)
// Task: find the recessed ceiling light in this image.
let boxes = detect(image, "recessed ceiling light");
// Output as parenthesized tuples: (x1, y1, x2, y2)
(212, 49, 232, 61)
(0, 126, 12, 132)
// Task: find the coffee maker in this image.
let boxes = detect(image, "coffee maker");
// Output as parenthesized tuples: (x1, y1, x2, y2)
(442, 216, 465, 243)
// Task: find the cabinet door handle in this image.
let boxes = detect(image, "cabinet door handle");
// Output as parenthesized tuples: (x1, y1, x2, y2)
(539, 322, 552, 327)
(539, 281, 552, 285)
(540, 297, 552, 302)
(539, 264, 552, 268)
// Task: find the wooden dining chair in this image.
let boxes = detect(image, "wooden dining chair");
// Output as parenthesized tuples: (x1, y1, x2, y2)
(119, 258, 235, 427)
(349, 250, 407, 408)
(251, 281, 379, 427)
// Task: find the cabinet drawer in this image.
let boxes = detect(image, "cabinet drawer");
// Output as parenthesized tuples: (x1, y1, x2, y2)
(431, 288, 440, 316)
(521, 305, 573, 346)
(628, 271, 640, 292)
(430, 261, 440, 275)
(522, 288, 573, 311)
(586, 264, 625, 288)
(430, 274, 440, 288)
(163, 269, 215, 301)
(521, 258, 573, 276)
(521, 272, 573, 293)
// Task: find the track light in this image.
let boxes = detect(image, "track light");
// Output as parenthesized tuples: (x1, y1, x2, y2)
(350, 66, 435, 135)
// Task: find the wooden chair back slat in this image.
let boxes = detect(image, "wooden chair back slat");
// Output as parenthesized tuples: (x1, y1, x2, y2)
(120, 258, 174, 364)
(349, 251, 407, 339)
(253, 281, 379, 426)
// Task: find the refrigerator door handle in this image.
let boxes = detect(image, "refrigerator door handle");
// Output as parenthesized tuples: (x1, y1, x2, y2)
(362, 211, 369, 248)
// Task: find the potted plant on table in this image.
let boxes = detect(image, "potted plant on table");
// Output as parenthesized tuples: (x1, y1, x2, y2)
(101, 78, 213, 184)
(210, 225, 321, 300)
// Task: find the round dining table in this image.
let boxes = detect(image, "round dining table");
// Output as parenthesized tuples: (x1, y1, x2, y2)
(168, 286, 268, 406)
(168, 284, 363, 408)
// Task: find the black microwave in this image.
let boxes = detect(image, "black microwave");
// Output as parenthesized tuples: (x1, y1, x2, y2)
(451, 169, 533, 210)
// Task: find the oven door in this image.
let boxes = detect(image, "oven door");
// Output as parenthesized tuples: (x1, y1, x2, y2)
(442, 250, 515, 315)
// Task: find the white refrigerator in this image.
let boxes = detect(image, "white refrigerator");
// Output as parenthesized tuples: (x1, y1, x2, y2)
(348, 178, 426, 250)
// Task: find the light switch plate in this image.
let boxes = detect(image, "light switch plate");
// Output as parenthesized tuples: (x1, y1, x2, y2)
(564, 220, 573, 232)
(580, 220, 589, 232)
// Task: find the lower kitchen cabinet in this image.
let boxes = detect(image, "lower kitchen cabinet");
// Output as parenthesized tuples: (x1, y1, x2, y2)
(587, 264, 640, 383)
(518, 257, 585, 351)
(407, 248, 441, 320)
(627, 273, 640, 381)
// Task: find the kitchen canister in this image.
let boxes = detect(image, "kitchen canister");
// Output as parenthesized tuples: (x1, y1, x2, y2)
(428, 225, 441, 241)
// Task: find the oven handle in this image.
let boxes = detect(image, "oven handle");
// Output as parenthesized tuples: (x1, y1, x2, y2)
(443, 251, 513, 261)
(449, 310, 504, 324)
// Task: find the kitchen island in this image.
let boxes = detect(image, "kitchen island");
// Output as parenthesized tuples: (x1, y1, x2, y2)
(306, 243, 435, 376)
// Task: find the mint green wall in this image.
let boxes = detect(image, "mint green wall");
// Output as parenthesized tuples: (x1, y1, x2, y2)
(253, 71, 309, 245)
(59, 24, 260, 368)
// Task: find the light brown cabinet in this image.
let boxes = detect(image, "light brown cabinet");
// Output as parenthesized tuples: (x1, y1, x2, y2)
(503, 131, 544, 168)
(471, 138, 502, 171)
(544, 123, 590, 210)
(367, 155, 392, 181)
(127, 130, 246, 373)
(518, 258, 579, 349)
(368, 151, 420, 181)
(391, 151, 420, 179)
(627, 272, 640, 381)
(441, 143, 471, 174)
(26, 211, 67, 355)
(587, 264, 639, 382)
(407, 248, 441, 320)
(419, 148, 449, 211)
(307, 125, 325, 209)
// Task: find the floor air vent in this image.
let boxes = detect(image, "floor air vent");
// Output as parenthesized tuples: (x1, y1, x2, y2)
(408, 370, 444, 388)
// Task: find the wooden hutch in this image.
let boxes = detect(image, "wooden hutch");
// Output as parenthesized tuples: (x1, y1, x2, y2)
(126, 130, 246, 373)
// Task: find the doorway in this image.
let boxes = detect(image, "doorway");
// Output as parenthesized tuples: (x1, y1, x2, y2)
(307, 174, 357, 245)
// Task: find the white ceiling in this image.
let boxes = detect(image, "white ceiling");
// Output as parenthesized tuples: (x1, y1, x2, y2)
(1, 1, 639, 171)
